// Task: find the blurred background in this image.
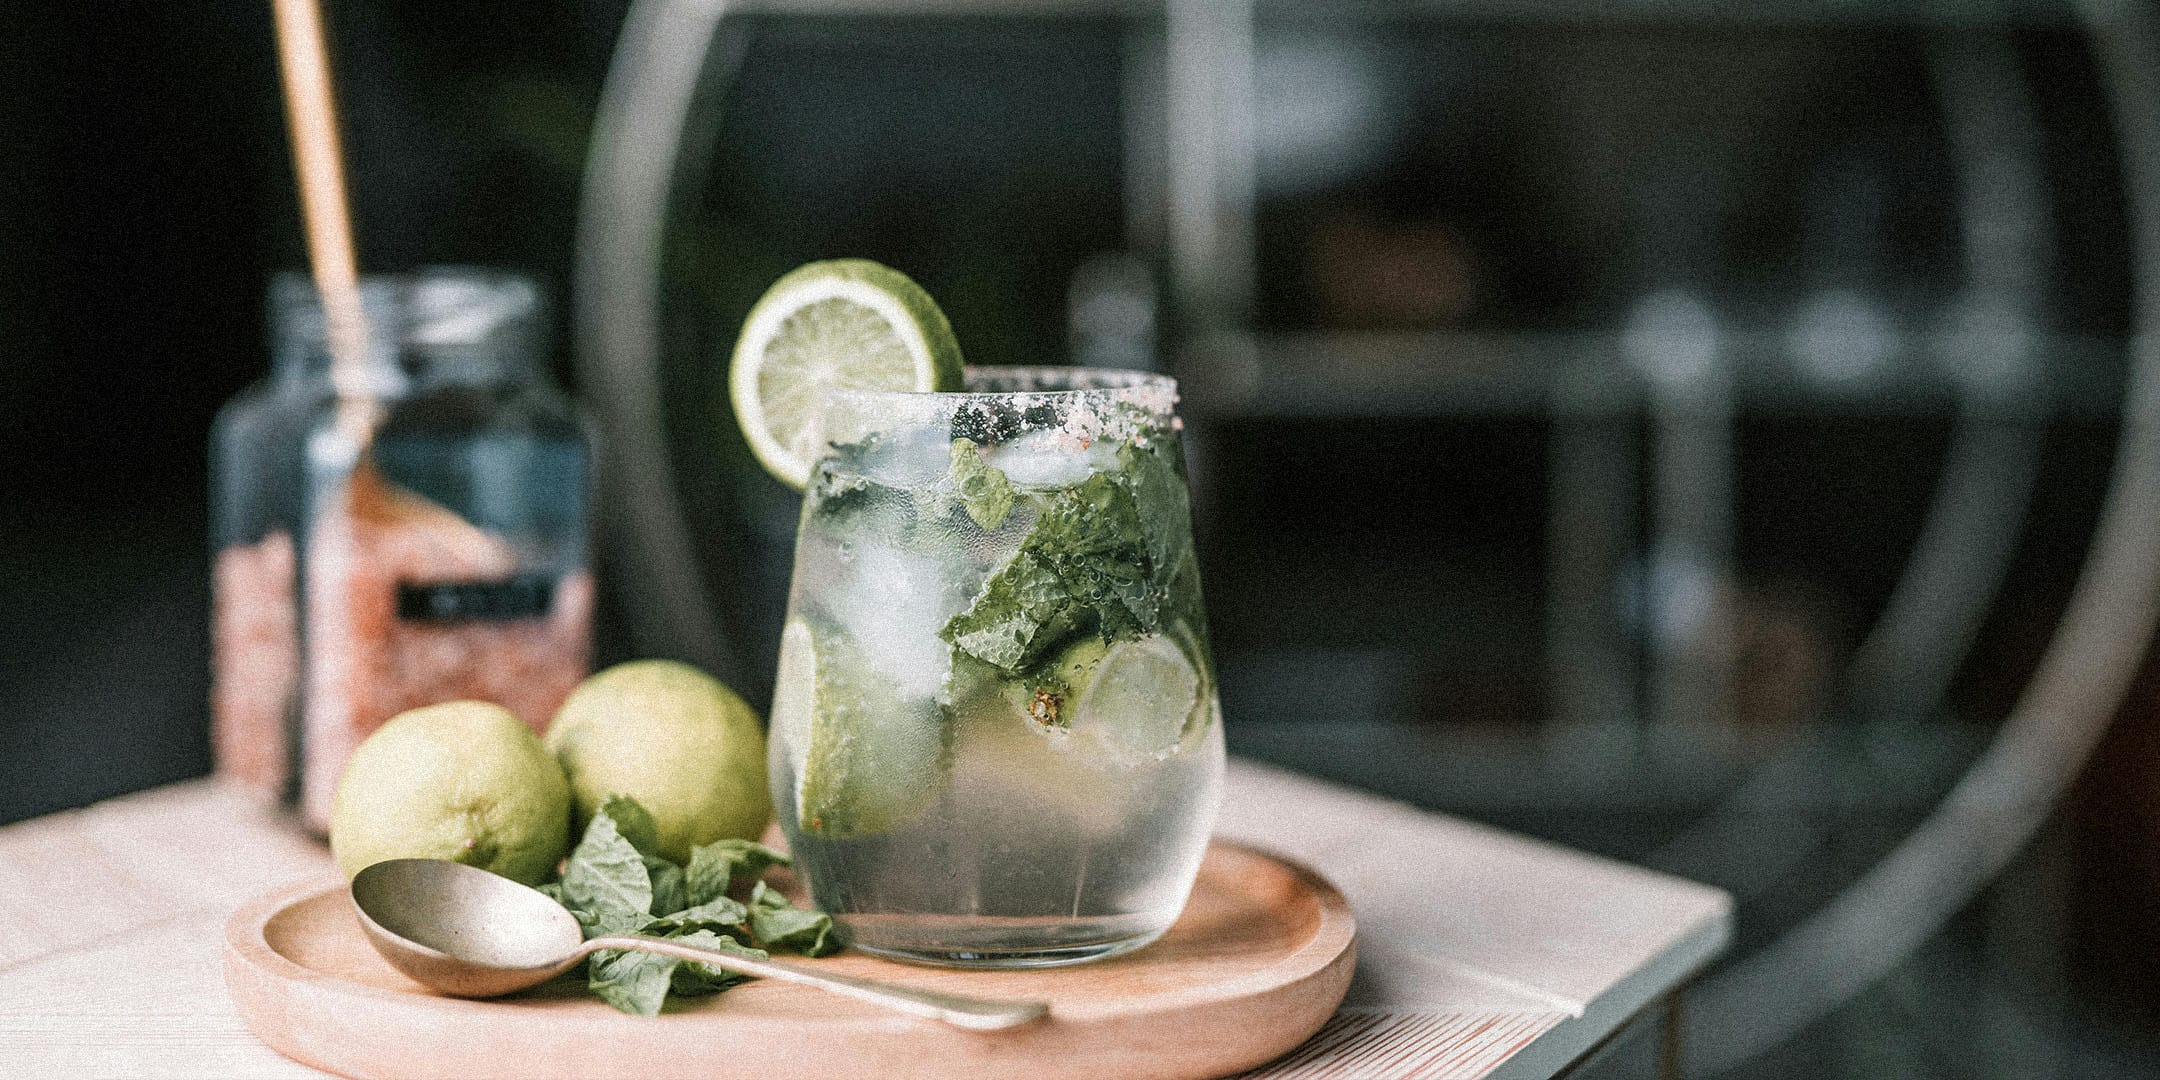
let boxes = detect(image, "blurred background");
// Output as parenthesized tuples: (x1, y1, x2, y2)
(6, 0, 2160, 1075)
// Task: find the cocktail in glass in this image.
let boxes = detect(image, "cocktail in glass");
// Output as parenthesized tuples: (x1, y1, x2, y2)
(768, 368, 1223, 967)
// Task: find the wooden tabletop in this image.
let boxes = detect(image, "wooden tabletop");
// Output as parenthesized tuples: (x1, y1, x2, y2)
(0, 758, 1728, 1079)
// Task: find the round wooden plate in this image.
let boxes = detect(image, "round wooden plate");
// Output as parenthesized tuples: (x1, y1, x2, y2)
(223, 842, 1355, 1080)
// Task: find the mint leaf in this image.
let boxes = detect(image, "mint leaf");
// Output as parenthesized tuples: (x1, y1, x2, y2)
(943, 550, 1075, 672)
(563, 907, 612, 941)
(666, 929, 767, 995)
(685, 846, 734, 907)
(598, 794, 661, 856)
(534, 881, 603, 941)
(540, 801, 850, 1015)
(649, 895, 751, 933)
(1036, 469, 1159, 635)
(590, 921, 774, 1012)
(1121, 438, 1192, 588)
(941, 466, 1161, 675)
(644, 856, 687, 916)
(949, 438, 1015, 530)
(805, 437, 888, 530)
(561, 807, 652, 935)
(588, 947, 680, 1016)
(1121, 436, 1208, 639)
(747, 881, 843, 956)
(751, 904, 841, 956)
(686, 839, 790, 905)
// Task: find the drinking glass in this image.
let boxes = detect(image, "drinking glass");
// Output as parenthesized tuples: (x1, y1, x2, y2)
(768, 367, 1223, 967)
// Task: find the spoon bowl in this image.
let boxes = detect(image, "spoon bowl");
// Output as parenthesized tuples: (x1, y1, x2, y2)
(349, 859, 1048, 1029)
(351, 859, 590, 997)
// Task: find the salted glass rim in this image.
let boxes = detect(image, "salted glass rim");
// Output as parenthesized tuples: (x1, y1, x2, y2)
(825, 365, 1177, 406)
(819, 366, 1182, 446)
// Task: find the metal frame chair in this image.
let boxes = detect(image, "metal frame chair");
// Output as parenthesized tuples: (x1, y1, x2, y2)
(572, 1, 2160, 1070)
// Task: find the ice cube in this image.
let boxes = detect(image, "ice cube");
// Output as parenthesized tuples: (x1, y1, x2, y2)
(853, 423, 954, 489)
(829, 541, 962, 699)
(981, 430, 1115, 490)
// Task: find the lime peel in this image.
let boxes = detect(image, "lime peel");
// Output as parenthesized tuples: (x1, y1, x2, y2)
(328, 701, 571, 884)
(774, 617, 948, 837)
(729, 259, 964, 489)
(545, 660, 772, 865)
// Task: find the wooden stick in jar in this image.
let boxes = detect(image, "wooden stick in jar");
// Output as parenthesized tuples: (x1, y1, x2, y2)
(270, 0, 374, 443)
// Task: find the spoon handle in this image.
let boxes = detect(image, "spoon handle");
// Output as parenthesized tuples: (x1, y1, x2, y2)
(581, 935, 1050, 1031)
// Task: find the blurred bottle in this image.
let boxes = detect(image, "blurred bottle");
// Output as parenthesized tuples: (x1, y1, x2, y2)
(1068, 253, 1159, 370)
(211, 269, 593, 831)
(209, 275, 329, 803)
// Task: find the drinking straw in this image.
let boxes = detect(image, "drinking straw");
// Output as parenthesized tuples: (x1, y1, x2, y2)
(270, 0, 375, 446)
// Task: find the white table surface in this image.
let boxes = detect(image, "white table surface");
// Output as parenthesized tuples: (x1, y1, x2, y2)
(0, 758, 1728, 1079)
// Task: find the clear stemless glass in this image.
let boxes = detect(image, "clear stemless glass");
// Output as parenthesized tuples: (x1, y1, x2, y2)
(768, 367, 1224, 968)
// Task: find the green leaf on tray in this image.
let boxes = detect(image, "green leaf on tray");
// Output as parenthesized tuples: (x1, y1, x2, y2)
(748, 881, 844, 957)
(543, 796, 842, 1014)
(666, 930, 767, 995)
(587, 946, 681, 1016)
(644, 856, 687, 917)
(598, 794, 662, 857)
(750, 904, 840, 957)
(685, 838, 789, 906)
(561, 807, 653, 936)
(646, 895, 752, 935)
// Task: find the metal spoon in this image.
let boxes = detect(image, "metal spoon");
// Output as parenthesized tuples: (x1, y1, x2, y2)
(348, 858, 1048, 1030)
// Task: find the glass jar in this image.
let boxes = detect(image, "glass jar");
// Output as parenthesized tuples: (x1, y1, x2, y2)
(208, 275, 327, 803)
(210, 268, 594, 830)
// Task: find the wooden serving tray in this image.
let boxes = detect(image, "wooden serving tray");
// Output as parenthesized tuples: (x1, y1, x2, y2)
(222, 841, 1356, 1080)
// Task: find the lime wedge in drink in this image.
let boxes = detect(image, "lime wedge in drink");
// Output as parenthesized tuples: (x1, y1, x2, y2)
(772, 618, 948, 837)
(1055, 631, 1208, 760)
(729, 259, 965, 489)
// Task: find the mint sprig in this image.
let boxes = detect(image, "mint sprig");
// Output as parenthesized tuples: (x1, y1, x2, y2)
(749, 880, 843, 955)
(939, 435, 1197, 680)
(558, 808, 653, 936)
(544, 797, 844, 1015)
(947, 437, 1015, 530)
(686, 838, 789, 906)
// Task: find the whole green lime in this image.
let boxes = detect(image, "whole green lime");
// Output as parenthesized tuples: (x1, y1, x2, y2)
(545, 660, 771, 863)
(329, 701, 571, 884)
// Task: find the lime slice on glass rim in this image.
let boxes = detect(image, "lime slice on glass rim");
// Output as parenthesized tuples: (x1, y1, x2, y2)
(729, 259, 965, 489)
